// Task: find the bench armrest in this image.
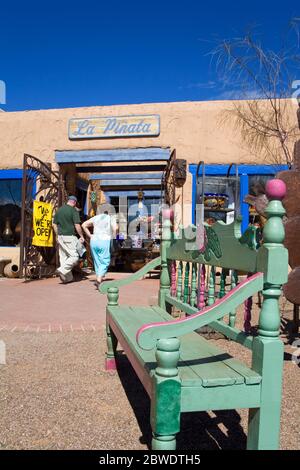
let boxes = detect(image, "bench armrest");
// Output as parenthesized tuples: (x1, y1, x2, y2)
(137, 272, 264, 350)
(99, 256, 161, 294)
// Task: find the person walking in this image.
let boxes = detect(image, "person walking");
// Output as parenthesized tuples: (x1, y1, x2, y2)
(82, 208, 117, 286)
(53, 195, 85, 283)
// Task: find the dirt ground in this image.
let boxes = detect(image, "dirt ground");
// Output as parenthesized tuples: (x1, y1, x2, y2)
(0, 274, 299, 450)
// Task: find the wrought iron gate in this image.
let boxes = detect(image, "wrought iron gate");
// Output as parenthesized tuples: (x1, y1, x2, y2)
(161, 149, 177, 206)
(19, 154, 64, 279)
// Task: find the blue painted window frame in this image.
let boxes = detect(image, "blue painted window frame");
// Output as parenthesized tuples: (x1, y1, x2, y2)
(189, 164, 288, 232)
(0, 169, 23, 180)
(0, 169, 24, 247)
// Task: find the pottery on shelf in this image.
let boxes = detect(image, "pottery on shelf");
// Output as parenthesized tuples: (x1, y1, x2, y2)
(2, 217, 13, 243)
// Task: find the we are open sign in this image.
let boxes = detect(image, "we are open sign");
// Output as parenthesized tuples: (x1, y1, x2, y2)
(69, 114, 160, 139)
(32, 201, 54, 248)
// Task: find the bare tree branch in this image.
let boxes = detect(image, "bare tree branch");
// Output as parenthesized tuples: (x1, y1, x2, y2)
(211, 23, 300, 166)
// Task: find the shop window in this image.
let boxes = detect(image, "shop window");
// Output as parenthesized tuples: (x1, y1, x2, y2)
(248, 174, 273, 196)
(196, 175, 240, 225)
(190, 164, 288, 232)
(0, 179, 22, 246)
(248, 174, 273, 226)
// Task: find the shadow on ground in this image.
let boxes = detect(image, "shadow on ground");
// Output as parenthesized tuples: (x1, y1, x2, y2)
(116, 353, 247, 450)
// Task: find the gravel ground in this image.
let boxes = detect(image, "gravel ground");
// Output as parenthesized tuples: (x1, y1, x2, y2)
(0, 297, 299, 450)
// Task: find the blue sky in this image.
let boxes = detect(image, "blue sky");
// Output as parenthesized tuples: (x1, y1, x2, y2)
(0, 0, 299, 111)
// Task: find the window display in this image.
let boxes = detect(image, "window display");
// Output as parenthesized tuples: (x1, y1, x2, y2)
(0, 179, 22, 246)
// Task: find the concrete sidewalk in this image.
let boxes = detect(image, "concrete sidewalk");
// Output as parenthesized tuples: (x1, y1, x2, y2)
(0, 273, 159, 332)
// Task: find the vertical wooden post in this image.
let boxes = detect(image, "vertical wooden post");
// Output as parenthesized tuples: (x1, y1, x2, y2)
(105, 287, 119, 371)
(170, 261, 177, 297)
(247, 179, 288, 450)
(159, 211, 172, 310)
(207, 266, 215, 306)
(176, 261, 183, 301)
(183, 262, 190, 303)
(229, 270, 238, 327)
(151, 338, 181, 450)
(219, 268, 226, 298)
(190, 263, 197, 307)
(197, 264, 206, 309)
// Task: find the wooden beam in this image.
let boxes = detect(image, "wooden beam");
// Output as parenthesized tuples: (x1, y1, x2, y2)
(93, 179, 161, 186)
(76, 164, 166, 173)
(90, 172, 163, 180)
(56, 147, 170, 163)
(104, 189, 161, 197)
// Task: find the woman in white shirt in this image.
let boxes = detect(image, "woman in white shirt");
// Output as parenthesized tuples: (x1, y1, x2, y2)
(82, 209, 117, 286)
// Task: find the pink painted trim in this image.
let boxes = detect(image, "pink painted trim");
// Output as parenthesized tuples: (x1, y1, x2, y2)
(108, 316, 153, 396)
(105, 358, 117, 371)
(136, 272, 263, 346)
(196, 224, 207, 253)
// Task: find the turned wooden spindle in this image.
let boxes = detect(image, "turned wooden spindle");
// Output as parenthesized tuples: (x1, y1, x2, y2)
(105, 287, 119, 370)
(197, 264, 206, 309)
(248, 178, 288, 449)
(190, 263, 197, 307)
(257, 179, 287, 339)
(229, 270, 238, 327)
(207, 265, 216, 306)
(183, 262, 190, 303)
(176, 261, 183, 301)
(171, 261, 177, 297)
(159, 210, 172, 310)
(219, 268, 226, 298)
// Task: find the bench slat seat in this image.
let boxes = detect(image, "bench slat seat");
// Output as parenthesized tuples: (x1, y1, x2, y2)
(107, 305, 262, 394)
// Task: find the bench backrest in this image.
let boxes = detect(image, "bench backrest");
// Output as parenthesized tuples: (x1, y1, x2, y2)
(158, 179, 288, 338)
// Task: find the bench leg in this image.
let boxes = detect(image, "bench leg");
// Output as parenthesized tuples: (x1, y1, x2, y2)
(150, 338, 181, 451)
(152, 433, 177, 450)
(105, 323, 118, 371)
(150, 379, 181, 451)
(247, 337, 283, 450)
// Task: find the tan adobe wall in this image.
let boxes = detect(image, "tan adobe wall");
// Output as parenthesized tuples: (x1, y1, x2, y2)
(0, 99, 297, 225)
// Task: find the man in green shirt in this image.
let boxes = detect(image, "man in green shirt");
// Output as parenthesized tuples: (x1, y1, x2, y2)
(53, 195, 84, 283)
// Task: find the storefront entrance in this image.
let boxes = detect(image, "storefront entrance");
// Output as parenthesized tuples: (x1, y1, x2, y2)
(56, 147, 171, 273)
(19, 154, 64, 279)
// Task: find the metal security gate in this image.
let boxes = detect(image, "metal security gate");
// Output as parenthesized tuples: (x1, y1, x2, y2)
(161, 149, 177, 206)
(19, 154, 64, 279)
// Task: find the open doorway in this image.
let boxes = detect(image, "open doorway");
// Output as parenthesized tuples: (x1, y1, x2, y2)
(57, 147, 171, 273)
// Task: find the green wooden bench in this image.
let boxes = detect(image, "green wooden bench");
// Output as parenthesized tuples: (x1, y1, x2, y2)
(100, 179, 288, 450)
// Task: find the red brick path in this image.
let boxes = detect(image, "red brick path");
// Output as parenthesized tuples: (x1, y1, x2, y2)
(0, 273, 159, 332)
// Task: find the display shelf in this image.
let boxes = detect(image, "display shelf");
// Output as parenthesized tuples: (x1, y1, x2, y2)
(204, 207, 234, 213)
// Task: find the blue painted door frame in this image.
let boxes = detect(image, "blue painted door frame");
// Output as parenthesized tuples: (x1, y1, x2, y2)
(189, 164, 288, 232)
(0, 168, 36, 199)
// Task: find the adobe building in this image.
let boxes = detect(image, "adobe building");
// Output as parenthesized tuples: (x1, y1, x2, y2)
(0, 100, 296, 275)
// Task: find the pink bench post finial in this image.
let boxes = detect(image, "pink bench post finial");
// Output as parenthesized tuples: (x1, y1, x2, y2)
(265, 178, 286, 201)
(264, 178, 287, 246)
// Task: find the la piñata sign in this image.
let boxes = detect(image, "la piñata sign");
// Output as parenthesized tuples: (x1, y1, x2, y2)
(69, 114, 160, 139)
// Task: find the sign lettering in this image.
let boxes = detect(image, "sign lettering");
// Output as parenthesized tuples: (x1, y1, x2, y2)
(69, 114, 160, 139)
(32, 200, 54, 247)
